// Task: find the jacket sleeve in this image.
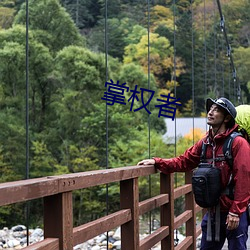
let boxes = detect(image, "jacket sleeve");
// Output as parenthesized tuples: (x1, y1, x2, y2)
(229, 136, 250, 215)
(153, 140, 203, 174)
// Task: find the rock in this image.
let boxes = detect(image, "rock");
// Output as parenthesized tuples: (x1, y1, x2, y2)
(95, 234, 106, 243)
(100, 240, 108, 246)
(30, 228, 43, 238)
(91, 245, 101, 250)
(107, 231, 114, 237)
(0, 224, 187, 249)
(7, 239, 20, 247)
(108, 236, 116, 243)
(0, 230, 7, 238)
(113, 227, 120, 240)
(113, 240, 121, 249)
(11, 226, 26, 232)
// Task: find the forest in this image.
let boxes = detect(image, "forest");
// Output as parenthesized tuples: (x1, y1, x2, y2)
(0, 0, 249, 228)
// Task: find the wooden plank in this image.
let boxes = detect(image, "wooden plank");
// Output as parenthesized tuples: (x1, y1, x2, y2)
(57, 165, 156, 192)
(120, 178, 140, 250)
(0, 177, 59, 206)
(22, 238, 59, 250)
(73, 209, 131, 245)
(139, 194, 169, 215)
(174, 210, 192, 229)
(174, 184, 192, 199)
(196, 226, 202, 237)
(0, 165, 156, 206)
(140, 226, 169, 250)
(175, 236, 193, 250)
(195, 204, 203, 213)
(44, 192, 73, 250)
(185, 171, 196, 250)
(161, 173, 174, 250)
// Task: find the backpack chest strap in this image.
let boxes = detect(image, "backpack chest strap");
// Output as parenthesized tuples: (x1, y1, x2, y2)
(202, 157, 226, 163)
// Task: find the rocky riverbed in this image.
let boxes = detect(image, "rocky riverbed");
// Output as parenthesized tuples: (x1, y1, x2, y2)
(0, 225, 187, 249)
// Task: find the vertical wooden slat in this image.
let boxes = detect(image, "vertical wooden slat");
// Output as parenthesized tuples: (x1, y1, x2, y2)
(160, 173, 174, 250)
(120, 178, 139, 250)
(185, 171, 196, 250)
(44, 192, 73, 250)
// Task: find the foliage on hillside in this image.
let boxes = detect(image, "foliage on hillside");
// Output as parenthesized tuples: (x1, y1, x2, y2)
(0, 0, 249, 227)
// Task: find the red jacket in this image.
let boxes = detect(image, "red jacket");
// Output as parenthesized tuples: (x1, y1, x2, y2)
(154, 124, 250, 216)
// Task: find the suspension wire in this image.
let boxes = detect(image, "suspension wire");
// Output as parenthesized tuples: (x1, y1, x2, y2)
(25, 0, 30, 245)
(173, 0, 177, 170)
(104, 0, 109, 248)
(191, 0, 195, 145)
(216, 0, 242, 104)
(172, 0, 179, 245)
(213, 0, 217, 94)
(213, 0, 217, 96)
(228, 64, 231, 100)
(147, 0, 152, 234)
(219, 32, 225, 96)
(76, 0, 79, 27)
(203, 0, 207, 98)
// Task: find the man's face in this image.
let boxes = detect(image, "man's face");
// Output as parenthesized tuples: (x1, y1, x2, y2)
(207, 104, 226, 127)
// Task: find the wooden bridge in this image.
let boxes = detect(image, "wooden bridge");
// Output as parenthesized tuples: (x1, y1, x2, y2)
(0, 165, 204, 250)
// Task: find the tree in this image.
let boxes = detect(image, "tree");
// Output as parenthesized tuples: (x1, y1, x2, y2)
(234, 46, 250, 102)
(87, 17, 138, 60)
(61, 0, 101, 29)
(148, 5, 174, 33)
(14, 0, 84, 52)
(0, 25, 56, 132)
(0, 6, 15, 29)
(124, 31, 185, 90)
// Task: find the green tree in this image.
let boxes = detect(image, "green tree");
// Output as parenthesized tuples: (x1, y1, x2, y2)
(0, 7, 15, 29)
(14, 0, 84, 52)
(234, 46, 250, 102)
(87, 17, 138, 60)
(124, 31, 185, 90)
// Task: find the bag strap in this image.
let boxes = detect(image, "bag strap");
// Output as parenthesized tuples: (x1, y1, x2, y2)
(223, 131, 242, 170)
(200, 142, 208, 163)
(222, 132, 243, 199)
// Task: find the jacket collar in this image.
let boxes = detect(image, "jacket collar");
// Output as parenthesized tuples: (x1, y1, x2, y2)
(206, 124, 239, 143)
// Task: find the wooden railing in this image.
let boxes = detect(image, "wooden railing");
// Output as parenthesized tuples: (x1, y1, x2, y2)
(0, 165, 203, 250)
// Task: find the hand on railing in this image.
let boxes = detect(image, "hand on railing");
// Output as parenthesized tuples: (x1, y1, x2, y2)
(137, 159, 155, 166)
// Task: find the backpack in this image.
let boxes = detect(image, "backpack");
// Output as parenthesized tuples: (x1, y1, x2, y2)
(192, 131, 241, 208)
(235, 105, 250, 142)
(192, 161, 221, 208)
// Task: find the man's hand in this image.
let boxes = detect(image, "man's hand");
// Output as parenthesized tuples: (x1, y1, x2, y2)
(137, 159, 155, 166)
(226, 213, 240, 230)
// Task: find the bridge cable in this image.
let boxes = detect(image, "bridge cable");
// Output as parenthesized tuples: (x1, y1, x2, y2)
(172, 0, 179, 245)
(104, 0, 109, 248)
(215, 0, 242, 104)
(191, 1, 195, 144)
(147, 0, 152, 234)
(203, 0, 207, 98)
(219, 27, 225, 96)
(213, 0, 218, 96)
(25, 0, 30, 245)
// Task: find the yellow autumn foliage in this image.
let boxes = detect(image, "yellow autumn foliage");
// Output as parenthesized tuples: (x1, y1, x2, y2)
(184, 127, 205, 142)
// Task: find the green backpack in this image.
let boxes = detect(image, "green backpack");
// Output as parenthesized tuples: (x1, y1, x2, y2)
(235, 105, 250, 142)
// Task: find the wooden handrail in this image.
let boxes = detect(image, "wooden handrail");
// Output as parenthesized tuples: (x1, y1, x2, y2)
(0, 165, 203, 250)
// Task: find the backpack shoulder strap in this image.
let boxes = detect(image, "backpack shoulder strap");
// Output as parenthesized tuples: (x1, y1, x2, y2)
(200, 141, 208, 163)
(223, 132, 242, 169)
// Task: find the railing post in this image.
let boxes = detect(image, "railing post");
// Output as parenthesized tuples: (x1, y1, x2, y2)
(120, 178, 139, 250)
(44, 192, 73, 250)
(160, 173, 174, 250)
(185, 171, 196, 250)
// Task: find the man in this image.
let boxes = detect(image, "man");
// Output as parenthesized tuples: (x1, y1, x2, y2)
(138, 97, 250, 250)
